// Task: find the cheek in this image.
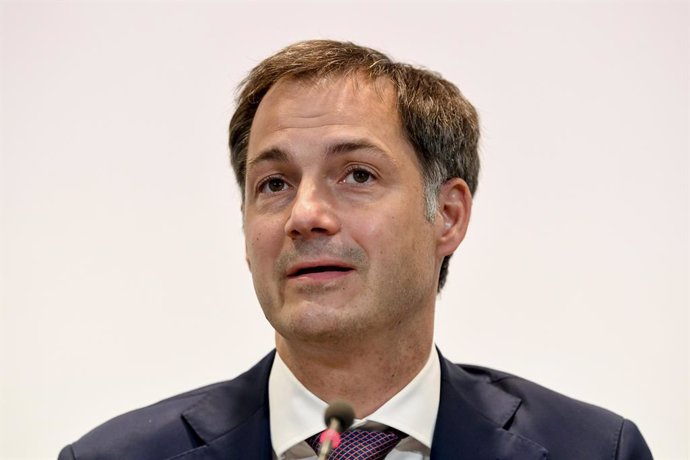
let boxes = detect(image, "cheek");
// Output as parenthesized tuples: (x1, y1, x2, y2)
(244, 223, 277, 269)
(348, 209, 415, 255)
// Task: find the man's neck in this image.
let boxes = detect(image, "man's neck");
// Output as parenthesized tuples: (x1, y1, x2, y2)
(275, 320, 434, 419)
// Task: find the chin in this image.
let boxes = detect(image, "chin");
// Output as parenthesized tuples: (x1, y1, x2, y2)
(276, 303, 365, 344)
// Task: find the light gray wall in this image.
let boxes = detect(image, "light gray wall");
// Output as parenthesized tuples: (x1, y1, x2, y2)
(1, 1, 687, 459)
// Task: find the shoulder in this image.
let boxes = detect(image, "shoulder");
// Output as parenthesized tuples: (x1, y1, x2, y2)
(59, 352, 275, 460)
(461, 363, 622, 420)
(453, 363, 652, 459)
(58, 381, 228, 460)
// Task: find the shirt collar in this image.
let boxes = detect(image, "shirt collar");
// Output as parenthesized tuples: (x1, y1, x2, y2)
(268, 347, 441, 457)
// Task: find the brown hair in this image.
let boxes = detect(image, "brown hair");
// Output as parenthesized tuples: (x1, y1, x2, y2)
(229, 39, 480, 291)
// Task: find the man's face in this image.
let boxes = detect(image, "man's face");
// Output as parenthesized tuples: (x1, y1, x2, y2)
(243, 75, 443, 344)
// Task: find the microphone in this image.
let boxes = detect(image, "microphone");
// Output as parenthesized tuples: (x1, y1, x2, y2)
(317, 400, 355, 460)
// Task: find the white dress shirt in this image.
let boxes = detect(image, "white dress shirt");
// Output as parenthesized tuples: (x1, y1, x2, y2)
(268, 348, 441, 460)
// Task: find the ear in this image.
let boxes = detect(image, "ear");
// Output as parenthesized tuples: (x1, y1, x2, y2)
(435, 178, 472, 258)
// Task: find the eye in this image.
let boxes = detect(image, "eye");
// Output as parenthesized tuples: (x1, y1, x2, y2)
(258, 176, 289, 194)
(343, 167, 376, 185)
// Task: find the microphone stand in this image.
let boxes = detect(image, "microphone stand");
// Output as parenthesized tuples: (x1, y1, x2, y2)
(317, 418, 341, 460)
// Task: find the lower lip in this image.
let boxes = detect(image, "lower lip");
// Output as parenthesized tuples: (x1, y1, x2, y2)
(288, 270, 353, 282)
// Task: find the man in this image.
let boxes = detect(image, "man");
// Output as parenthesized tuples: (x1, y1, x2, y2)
(59, 40, 653, 459)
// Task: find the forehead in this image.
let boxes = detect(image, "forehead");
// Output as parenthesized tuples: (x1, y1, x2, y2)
(248, 74, 403, 151)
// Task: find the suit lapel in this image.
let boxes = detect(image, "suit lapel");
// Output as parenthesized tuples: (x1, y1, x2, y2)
(170, 352, 276, 460)
(431, 351, 549, 460)
(163, 349, 549, 459)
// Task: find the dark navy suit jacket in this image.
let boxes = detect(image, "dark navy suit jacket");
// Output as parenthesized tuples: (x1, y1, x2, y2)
(58, 350, 652, 459)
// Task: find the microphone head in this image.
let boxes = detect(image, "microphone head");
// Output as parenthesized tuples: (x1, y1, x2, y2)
(324, 399, 355, 432)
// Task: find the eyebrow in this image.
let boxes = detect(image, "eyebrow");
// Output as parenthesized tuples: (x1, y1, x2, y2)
(246, 148, 288, 169)
(247, 139, 390, 170)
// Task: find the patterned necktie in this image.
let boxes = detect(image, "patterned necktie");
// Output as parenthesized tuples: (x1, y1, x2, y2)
(306, 428, 402, 460)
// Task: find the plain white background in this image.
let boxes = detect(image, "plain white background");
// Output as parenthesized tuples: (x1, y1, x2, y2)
(1, 1, 687, 459)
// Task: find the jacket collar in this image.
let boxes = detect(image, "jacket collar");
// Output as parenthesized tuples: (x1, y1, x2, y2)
(174, 351, 276, 460)
(431, 349, 548, 459)
(171, 349, 548, 460)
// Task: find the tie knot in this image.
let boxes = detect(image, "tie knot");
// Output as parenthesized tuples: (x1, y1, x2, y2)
(306, 428, 402, 459)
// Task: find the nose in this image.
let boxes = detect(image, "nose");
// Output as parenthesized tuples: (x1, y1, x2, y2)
(284, 181, 340, 240)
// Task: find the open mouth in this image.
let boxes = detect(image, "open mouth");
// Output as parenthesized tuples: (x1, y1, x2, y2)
(290, 265, 353, 277)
